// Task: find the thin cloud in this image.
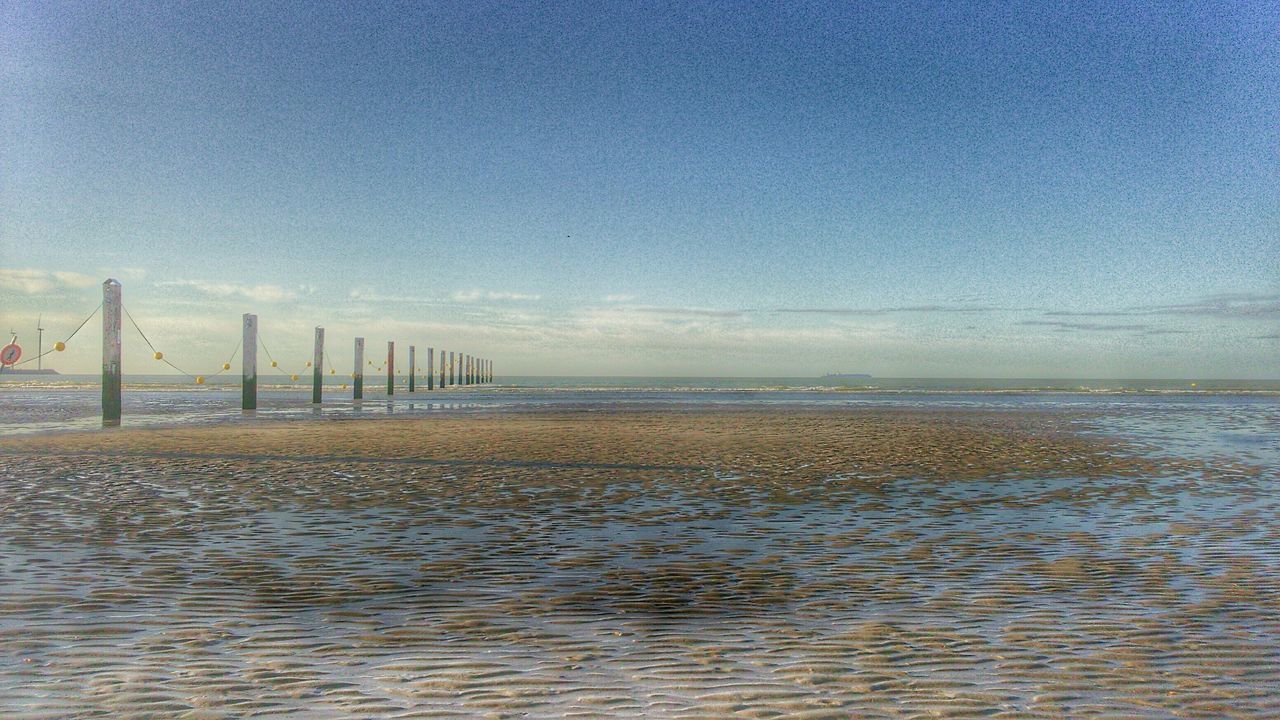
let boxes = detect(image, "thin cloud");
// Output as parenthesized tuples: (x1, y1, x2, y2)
(603, 294, 636, 303)
(1019, 320, 1149, 332)
(0, 268, 98, 294)
(451, 289, 542, 303)
(627, 306, 745, 318)
(156, 280, 298, 303)
(1044, 293, 1280, 320)
(348, 289, 444, 305)
(775, 304, 1002, 316)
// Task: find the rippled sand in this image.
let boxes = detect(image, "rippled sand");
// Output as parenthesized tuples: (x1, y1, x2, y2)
(1, 409, 1277, 718)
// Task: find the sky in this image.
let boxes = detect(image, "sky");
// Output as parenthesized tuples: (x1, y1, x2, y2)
(1, 1, 1277, 378)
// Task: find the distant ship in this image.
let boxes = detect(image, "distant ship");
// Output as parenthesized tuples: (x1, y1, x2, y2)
(822, 373, 872, 379)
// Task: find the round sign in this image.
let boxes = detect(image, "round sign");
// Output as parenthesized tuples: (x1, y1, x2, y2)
(0, 343, 21, 366)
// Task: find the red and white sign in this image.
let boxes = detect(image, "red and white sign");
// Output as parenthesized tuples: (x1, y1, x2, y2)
(0, 343, 21, 366)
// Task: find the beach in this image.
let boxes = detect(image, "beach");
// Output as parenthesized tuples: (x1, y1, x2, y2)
(2, 404, 1278, 718)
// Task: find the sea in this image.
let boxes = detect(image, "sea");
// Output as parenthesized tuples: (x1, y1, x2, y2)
(1, 374, 1277, 466)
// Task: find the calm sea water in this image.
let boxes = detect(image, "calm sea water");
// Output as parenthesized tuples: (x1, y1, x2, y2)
(1, 375, 1278, 464)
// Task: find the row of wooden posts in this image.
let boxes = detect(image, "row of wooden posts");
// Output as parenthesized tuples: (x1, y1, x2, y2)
(101, 279, 493, 426)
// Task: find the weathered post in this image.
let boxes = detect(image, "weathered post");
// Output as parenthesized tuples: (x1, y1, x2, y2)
(387, 341, 395, 395)
(354, 337, 364, 400)
(242, 313, 257, 410)
(449, 351, 455, 386)
(439, 349, 446, 388)
(468, 355, 474, 385)
(408, 345, 416, 392)
(427, 347, 434, 390)
(312, 326, 324, 404)
(102, 279, 122, 426)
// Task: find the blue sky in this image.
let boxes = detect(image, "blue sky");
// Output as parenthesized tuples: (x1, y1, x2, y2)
(2, 1, 1276, 377)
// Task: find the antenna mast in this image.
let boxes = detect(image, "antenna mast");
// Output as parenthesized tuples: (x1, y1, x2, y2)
(37, 315, 44, 371)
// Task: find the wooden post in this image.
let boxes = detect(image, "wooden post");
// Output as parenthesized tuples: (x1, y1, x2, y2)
(464, 354, 469, 385)
(439, 348, 446, 388)
(353, 337, 364, 400)
(449, 351, 455, 386)
(408, 345, 416, 392)
(468, 355, 474, 385)
(242, 313, 257, 410)
(387, 341, 395, 395)
(312, 326, 324, 404)
(427, 347, 434, 390)
(102, 279, 122, 426)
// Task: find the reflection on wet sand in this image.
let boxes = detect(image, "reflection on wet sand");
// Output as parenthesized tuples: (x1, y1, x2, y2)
(1, 409, 1277, 718)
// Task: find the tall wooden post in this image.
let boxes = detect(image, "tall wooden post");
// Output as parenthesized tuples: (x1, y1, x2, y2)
(242, 313, 257, 410)
(427, 347, 434, 390)
(354, 337, 364, 400)
(468, 355, 473, 385)
(408, 345, 416, 392)
(312, 327, 324, 404)
(387, 341, 395, 395)
(449, 351, 455, 386)
(439, 348, 445, 388)
(102, 279, 122, 426)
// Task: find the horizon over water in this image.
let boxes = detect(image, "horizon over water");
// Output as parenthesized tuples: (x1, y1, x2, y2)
(2, 373, 1277, 440)
(3, 374, 1278, 392)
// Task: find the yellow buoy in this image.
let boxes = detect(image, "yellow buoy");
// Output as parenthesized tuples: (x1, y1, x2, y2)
(290, 374, 299, 381)
(271, 360, 278, 368)
(305, 360, 312, 368)
(54, 341, 66, 352)
(222, 362, 231, 370)
(341, 383, 347, 389)
(350, 372, 356, 378)
(195, 376, 205, 385)
(330, 368, 335, 375)
(153, 351, 163, 360)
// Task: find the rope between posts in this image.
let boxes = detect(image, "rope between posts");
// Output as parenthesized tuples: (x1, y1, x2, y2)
(257, 333, 303, 381)
(123, 305, 241, 382)
(10, 303, 101, 367)
(124, 305, 195, 377)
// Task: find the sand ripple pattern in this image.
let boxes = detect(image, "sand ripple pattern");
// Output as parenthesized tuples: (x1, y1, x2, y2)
(1, 409, 1278, 718)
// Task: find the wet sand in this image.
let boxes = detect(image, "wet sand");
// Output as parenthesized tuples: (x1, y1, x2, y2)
(1, 408, 1277, 718)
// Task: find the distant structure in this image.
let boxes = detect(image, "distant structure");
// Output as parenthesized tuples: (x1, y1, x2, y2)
(822, 373, 872, 379)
